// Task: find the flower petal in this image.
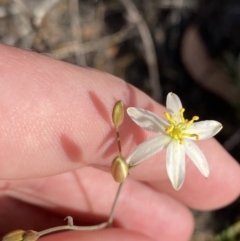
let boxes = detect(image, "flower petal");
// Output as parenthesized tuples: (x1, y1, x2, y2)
(126, 135, 171, 166)
(127, 107, 169, 134)
(186, 120, 223, 140)
(184, 139, 209, 178)
(166, 92, 182, 114)
(166, 139, 185, 190)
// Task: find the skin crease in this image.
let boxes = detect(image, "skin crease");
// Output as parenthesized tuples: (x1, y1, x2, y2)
(0, 44, 239, 241)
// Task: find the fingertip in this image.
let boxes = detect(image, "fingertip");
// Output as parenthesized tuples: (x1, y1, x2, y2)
(154, 139, 240, 210)
(115, 179, 194, 241)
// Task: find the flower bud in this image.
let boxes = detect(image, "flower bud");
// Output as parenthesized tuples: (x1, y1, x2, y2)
(2, 230, 26, 241)
(112, 101, 124, 128)
(111, 157, 129, 182)
(23, 231, 39, 241)
(2, 230, 39, 241)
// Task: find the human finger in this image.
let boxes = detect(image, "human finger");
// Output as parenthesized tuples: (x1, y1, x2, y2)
(1, 167, 193, 241)
(0, 43, 159, 179)
(40, 229, 155, 241)
(129, 138, 240, 210)
(0, 44, 239, 211)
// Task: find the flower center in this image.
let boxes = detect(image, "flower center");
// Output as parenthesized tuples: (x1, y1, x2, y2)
(164, 108, 199, 144)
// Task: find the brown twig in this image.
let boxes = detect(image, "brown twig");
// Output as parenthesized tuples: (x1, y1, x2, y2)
(13, 0, 62, 49)
(159, 0, 197, 9)
(32, 0, 62, 27)
(119, 0, 162, 102)
(69, 0, 87, 66)
(50, 24, 136, 59)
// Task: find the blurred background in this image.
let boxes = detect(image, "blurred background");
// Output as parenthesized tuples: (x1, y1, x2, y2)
(0, 0, 239, 240)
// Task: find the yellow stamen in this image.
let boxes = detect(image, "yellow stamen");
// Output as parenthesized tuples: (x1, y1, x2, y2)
(164, 112, 176, 124)
(192, 134, 199, 140)
(164, 108, 200, 144)
(185, 116, 199, 128)
(165, 125, 174, 133)
(182, 133, 199, 140)
(180, 108, 185, 122)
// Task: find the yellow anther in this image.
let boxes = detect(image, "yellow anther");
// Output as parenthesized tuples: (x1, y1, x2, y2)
(182, 133, 199, 140)
(186, 115, 199, 128)
(192, 116, 199, 121)
(164, 112, 176, 124)
(191, 134, 199, 140)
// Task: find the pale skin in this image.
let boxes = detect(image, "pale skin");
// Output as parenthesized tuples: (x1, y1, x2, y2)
(0, 44, 239, 241)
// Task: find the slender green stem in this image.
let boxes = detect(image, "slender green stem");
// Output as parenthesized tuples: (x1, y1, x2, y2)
(107, 182, 125, 226)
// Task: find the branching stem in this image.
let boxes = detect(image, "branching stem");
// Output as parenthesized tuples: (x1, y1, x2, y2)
(38, 221, 108, 237)
(36, 182, 124, 238)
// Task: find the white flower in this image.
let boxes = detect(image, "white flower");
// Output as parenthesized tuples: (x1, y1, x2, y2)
(126, 92, 222, 190)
